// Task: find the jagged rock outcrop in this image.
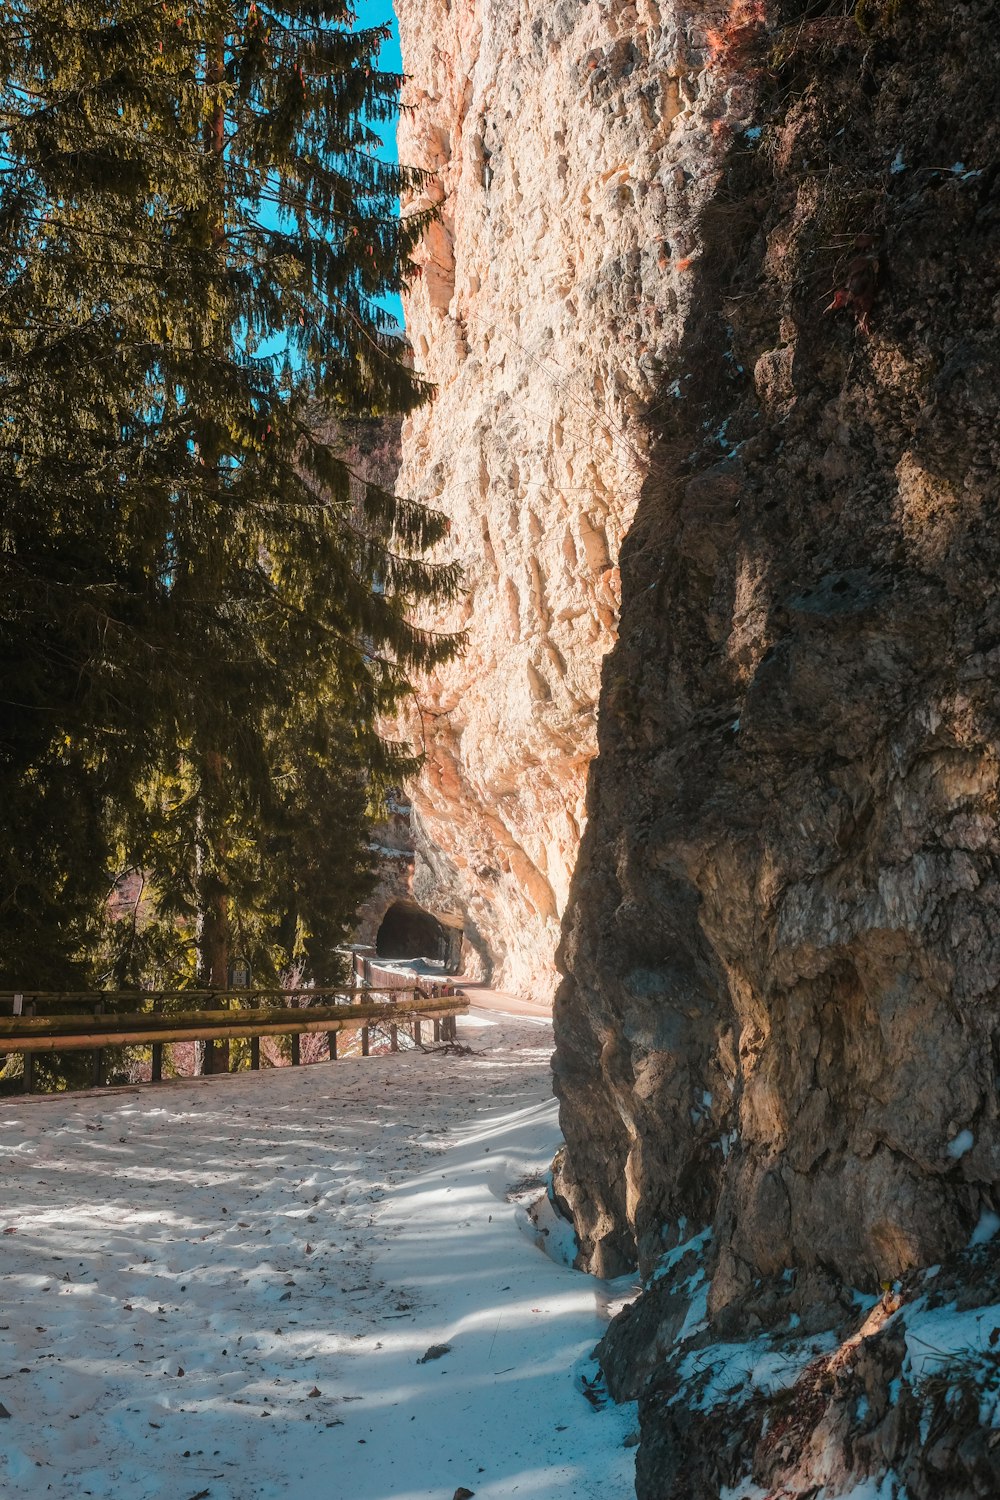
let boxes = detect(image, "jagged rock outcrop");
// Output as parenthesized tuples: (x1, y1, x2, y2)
(547, 0, 1000, 1494)
(621, 1249, 1000, 1500)
(396, 0, 729, 998)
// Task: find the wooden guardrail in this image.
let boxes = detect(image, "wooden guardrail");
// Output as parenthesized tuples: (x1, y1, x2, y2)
(0, 987, 467, 1094)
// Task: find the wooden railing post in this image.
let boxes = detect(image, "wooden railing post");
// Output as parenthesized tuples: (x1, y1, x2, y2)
(327, 1030, 338, 1061)
(389, 1023, 399, 1053)
(413, 1019, 422, 1046)
(93, 1001, 105, 1087)
(433, 1018, 441, 1042)
(22, 1001, 34, 1094)
(250, 1035, 260, 1071)
(151, 1000, 163, 1083)
(361, 1025, 369, 1057)
(291, 1031, 300, 1066)
(204, 994, 219, 1076)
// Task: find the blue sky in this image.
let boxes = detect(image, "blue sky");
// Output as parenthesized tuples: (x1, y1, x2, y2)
(359, 0, 404, 325)
(359, 0, 403, 167)
(359, 0, 403, 82)
(255, 4, 405, 357)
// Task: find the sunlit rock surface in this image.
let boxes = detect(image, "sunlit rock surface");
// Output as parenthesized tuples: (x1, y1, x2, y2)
(398, 1, 1000, 1494)
(396, 0, 724, 999)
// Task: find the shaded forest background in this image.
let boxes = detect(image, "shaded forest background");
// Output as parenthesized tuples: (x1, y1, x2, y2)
(0, 1, 455, 1006)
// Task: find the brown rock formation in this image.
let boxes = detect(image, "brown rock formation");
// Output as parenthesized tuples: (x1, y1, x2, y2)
(396, 0, 731, 999)
(397, 0, 1000, 1488)
(556, 0, 1000, 1294)
(546, 0, 1000, 1490)
(628, 1248, 1000, 1500)
(351, 791, 417, 950)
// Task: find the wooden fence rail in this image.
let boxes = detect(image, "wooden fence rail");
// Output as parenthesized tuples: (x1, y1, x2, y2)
(0, 986, 445, 1009)
(0, 987, 467, 1094)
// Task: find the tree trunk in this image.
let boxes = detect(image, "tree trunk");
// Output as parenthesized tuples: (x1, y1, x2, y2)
(197, 749, 230, 1074)
(196, 36, 230, 1076)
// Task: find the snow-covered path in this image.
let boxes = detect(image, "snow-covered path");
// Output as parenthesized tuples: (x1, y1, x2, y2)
(1, 1010, 638, 1500)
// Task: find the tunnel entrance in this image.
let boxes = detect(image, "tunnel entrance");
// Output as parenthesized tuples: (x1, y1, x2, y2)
(375, 899, 451, 965)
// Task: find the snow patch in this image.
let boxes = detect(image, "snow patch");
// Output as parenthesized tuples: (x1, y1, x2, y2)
(947, 1128, 974, 1159)
(903, 1297, 1000, 1385)
(971, 1210, 1000, 1247)
(650, 1225, 712, 1283)
(0, 1008, 638, 1500)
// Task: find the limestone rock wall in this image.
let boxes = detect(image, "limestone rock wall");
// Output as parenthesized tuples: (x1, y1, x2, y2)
(397, 0, 1000, 1493)
(396, 0, 730, 999)
(554, 0, 1000, 1293)
(547, 0, 1000, 1490)
(351, 793, 417, 952)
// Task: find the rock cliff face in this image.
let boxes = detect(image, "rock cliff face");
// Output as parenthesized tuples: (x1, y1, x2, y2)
(396, 0, 728, 998)
(398, 0, 1000, 1492)
(543, 0, 1000, 1494)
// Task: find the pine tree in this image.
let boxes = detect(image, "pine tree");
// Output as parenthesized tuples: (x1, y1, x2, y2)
(0, 2, 458, 1001)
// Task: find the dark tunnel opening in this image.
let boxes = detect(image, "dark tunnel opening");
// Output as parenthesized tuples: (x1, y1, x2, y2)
(375, 899, 451, 964)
